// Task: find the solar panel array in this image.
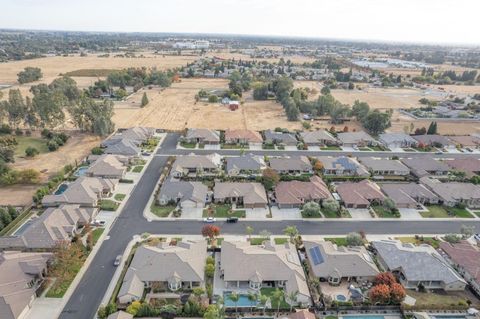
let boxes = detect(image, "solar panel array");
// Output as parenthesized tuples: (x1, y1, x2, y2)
(334, 157, 357, 171)
(309, 246, 324, 265)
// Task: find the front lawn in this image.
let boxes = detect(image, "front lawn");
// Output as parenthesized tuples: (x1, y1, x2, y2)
(151, 203, 175, 217)
(274, 238, 288, 245)
(372, 205, 400, 218)
(301, 210, 322, 218)
(421, 205, 474, 218)
(250, 237, 269, 245)
(99, 199, 119, 211)
(370, 145, 389, 151)
(92, 228, 104, 245)
(325, 237, 348, 246)
(13, 136, 50, 157)
(323, 209, 351, 218)
(202, 204, 246, 218)
(221, 144, 249, 149)
(358, 147, 372, 151)
(132, 165, 144, 173)
(180, 141, 196, 149)
(260, 288, 290, 309)
(396, 236, 440, 249)
(114, 193, 126, 201)
(472, 211, 480, 217)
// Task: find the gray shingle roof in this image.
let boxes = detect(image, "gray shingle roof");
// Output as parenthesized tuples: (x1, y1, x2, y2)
(269, 156, 312, 172)
(379, 133, 417, 145)
(214, 182, 267, 206)
(226, 154, 265, 173)
(264, 130, 298, 145)
(380, 183, 438, 207)
(300, 130, 337, 145)
(158, 181, 207, 206)
(359, 157, 410, 173)
(337, 131, 375, 145)
(186, 129, 220, 143)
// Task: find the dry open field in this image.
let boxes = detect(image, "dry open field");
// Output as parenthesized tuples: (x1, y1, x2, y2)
(113, 78, 302, 131)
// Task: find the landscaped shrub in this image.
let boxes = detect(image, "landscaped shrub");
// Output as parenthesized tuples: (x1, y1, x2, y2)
(25, 146, 39, 157)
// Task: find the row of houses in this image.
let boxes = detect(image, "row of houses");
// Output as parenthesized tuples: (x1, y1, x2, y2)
(184, 128, 480, 149)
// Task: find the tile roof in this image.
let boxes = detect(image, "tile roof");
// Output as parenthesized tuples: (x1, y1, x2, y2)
(224, 129, 263, 143)
(439, 241, 480, 284)
(275, 176, 332, 206)
(186, 129, 220, 143)
(214, 182, 267, 206)
(380, 183, 438, 207)
(300, 130, 337, 144)
(336, 180, 385, 206)
(269, 156, 312, 172)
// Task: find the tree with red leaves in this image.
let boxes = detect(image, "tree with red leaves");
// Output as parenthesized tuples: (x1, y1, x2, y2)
(369, 284, 391, 304)
(390, 283, 406, 304)
(374, 272, 396, 286)
(201, 225, 220, 240)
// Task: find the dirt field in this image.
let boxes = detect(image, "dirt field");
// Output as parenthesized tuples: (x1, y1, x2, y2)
(331, 86, 442, 110)
(113, 78, 302, 131)
(0, 184, 39, 206)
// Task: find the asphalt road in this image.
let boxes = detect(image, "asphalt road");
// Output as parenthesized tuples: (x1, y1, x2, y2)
(59, 133, 480, 319)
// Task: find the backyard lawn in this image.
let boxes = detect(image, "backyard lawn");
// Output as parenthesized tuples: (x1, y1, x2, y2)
(405, 290, 475, 308)
(151, 203, 175, 217)
(260, 288, 291, 309)
(421, 205, 473, 218)
(13, 136, 49, 157)
(202, 204, 246, 218)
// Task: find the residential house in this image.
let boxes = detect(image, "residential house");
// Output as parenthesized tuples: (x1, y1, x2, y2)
(372, 240, 466, 291)
(336, 180, 385, 209)
(269, 156, 313, 175)
(420, 176, 480, 208)
(0, 205, 97, 250)
(224, 129, 263, 146)
(275, 176, 332, 209)
(114, 127, 155, 143)
(171, 153, 222, 178)
(359, 157, 410, 177)
(304, 240, 379, 286)
(378, 133, 418, 149)
(413, 135, 455, 149)
(103, 138, 141, 157)
(264, 130, 298, 146)
(447, 135, 480, 149)
(337, 131, 376, 148)
(300, 130, 338, 147)
(401, 157, 450, 177)
(288, 310, 316, 319)
(185, 129, 220, 145)
(316, 156, 369, 177)
(118, 240, 207, 304)
(42, 176, 117, 207)
(0, 251, 52, 319)
(157, 181, 208, 209)
(439, 241, 480, 296)
(225, 154, 266, 176)
(220, 240, 311, 306)
(380, 183, 439, 209)
(213, 182, 268, 209)
(445, 158, 480, 178)
(86, 154, 128, 179)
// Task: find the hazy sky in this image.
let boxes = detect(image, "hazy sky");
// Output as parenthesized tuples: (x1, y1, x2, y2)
(1, 0, 479, 45)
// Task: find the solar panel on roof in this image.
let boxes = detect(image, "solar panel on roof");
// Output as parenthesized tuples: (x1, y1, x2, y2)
(309, 246, 324, 265)
(335, 157, 357, 171)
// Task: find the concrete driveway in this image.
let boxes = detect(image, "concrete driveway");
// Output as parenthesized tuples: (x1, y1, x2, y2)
(348, 208, 373, 219)
(284, 145, 298, 151)
(399, 208, 423, 219)
(270, 207, 302, 220)
(245, 208, 269, 219)
(181, 207, 203, 219)
(204, 144, 220, 150)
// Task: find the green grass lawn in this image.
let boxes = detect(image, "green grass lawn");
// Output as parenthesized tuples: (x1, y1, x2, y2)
(274, 238, 288, 245)
(221, 144, 249, 149)
(325, 237, 348, 246)
(13, 136, 49, 157)
(46, 248, 87, 298)
(132, 165, 144, 173)
(421, 205, 473, 218)
(301, 210, 323, 218)
(92, 228, 104, 245)
(99, 199, 119, 211)
(472, 211, 480, 217)
(370, 145, 388, 151)
(114, 193, 126, 201)
(372, 205, 400, 218)
(259, 288, 291, 309)
(396, 236, 440, 249)
(358, 147, 372, 151)
(250, 237, 269, 245)
(404, 290, 471, 308)
(202, 205, 246, 218)
(151, 203, 175, 217)
(320, 146, 342, 150)
(180, 141, 196, 148)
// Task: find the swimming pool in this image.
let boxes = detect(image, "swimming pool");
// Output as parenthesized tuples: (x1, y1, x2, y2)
(74, 166, 89, 177)
(336, 294, 347, 301)
(223, 293, 258, 308)
(54, 183, 69, 195)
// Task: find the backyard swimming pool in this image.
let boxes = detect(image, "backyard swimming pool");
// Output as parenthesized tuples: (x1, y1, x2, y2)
(74, 166, 89, 177)
(223, 293, 258, 308)
(336, 294, 347, 301)
(54, 183, 69, 195)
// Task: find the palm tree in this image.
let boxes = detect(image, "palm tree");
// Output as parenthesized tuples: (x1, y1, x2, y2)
(216, 296, 225, 317)
(283, 225, 299, 244)
(229, 292, 240, 314)
(271, 288, 285, 316)
(258, 294, 269, 316)
(286, 290, 299, 312)
(247, 292, 258, 312)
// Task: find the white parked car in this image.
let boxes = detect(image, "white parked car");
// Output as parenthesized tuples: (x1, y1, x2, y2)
(203, 217, 216, 223)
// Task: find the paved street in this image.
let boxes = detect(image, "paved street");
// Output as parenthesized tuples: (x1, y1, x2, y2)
(59, 133, 480, 319)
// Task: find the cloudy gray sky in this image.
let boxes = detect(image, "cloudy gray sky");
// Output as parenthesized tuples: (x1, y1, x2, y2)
(1, 0, 479, 45)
